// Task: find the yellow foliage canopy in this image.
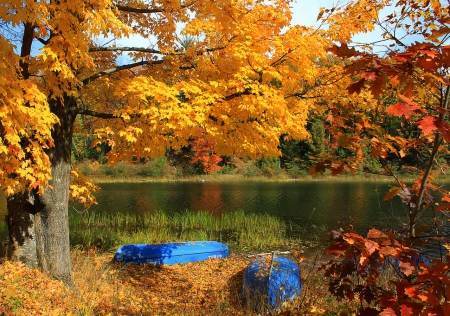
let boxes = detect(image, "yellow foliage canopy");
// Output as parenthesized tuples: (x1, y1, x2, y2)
(0, 0, 372, 201)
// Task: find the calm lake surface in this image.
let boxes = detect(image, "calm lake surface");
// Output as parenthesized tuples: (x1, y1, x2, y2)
(71, 180, 408, 236)
(2, 180, 446, 255)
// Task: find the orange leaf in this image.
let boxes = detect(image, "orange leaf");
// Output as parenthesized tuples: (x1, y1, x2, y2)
(367, 228, 387, 239)
(364, 239, 380, 255)
(384, 187, 402, 201)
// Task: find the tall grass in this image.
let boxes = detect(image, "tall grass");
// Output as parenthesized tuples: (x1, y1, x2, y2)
(68, 210, 302, 252)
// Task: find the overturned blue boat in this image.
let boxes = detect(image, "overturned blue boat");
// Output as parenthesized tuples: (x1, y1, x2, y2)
(242, 254, 302, 312)
(113, 241, 229, 265)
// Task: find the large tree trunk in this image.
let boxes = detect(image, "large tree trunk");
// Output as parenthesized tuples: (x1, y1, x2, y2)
(6, 191, 39, 268)
(6, 96, 77, 288)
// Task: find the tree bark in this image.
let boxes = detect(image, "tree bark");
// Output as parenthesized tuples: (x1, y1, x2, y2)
(6, 95, 77, 288)
(6, 191, 39, 268)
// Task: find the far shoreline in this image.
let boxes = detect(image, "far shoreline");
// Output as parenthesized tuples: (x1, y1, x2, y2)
(87, 172, 417, 184)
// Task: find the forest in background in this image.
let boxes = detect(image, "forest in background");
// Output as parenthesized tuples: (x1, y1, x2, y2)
(73, 110, 450, 179)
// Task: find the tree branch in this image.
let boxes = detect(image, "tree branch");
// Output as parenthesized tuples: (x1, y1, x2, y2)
(81, 60, 162, 86)
(115, 4, 163, 13)
(77, 109, 118, 119)
(20, 22, 35, 79)
(89, 43, 230, 55)
(223, 89, 252, 101)
(89, 47, 162, 54)
(115, 1, 196, 14)
(411, 86, 450, 240)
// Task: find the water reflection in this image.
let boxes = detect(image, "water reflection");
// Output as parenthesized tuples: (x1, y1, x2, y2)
(1, 180, 447, 256)
(189, 182, 225, 215)
(0, 181, 410, 236)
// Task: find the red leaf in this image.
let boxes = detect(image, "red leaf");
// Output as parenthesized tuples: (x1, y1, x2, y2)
(399, 302, 425, 316)
(331, 164, 345, 176)
(380, 307, 397, 316)
(418, 49, 439, 58)
(434, 203, 450, 212)
(367, 228, 387, 239)
(327, 241, 350, 257)
(348, 78, 366, 94)
(328, 43, 359, 57)
(343, 232, 365, 245)
(394, 52, 413, 62)
(400, 303, 415, 316)
(398, 258, 416, 276)
(417, 116, 437, 135)
(370, 75, 385, 98)
(362, 71, 378, 80)
(416, 55, 438, 71)
(435, 120, 450, 142)
(385, 103, 420, 119)
(402, 79, 415, 97)
(407, 287, 439, 306)
(379, 246, 398, 257)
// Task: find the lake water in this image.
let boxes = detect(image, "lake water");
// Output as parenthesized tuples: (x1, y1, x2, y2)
(69, 180, 408, 235)
(2, 180, 445, 254)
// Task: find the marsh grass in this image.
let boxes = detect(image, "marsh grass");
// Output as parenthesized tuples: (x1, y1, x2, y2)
(68, 210, 303, 252)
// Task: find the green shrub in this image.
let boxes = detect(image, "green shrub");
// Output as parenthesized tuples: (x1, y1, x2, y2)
(99, 163, 126, 178)
(137, 157, 170, 177)
(286, 163, 308, 178)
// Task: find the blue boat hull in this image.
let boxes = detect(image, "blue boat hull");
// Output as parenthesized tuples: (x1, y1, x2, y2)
(113, 241, 229, 265)
(242, 255, 302, 311)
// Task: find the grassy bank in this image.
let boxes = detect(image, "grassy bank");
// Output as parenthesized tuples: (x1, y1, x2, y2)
(76, 159, 407, 184)
(68, 209, 308, 253)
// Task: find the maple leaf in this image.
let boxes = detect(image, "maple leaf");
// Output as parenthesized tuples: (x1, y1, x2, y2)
(328, 43, 359, 58)
(327, 241, 350, 257)
(394, 52, 413, 62)
(417, 116, 437, 135)
(348, 78, 366, 94)
(362, 71, 378, 80)
(379, 307, 397, 316)
(385, 103, 420, 119)
(405, 286, 440, 306)
(398, 258, 416, 276)
(383, 187, 402, 201)
(370, 75, 385, 98)
(364, 239, 380, 255)
(399, 302, 424, 316)
(435, 120, 450, 142)
(367, 228, 387, 239)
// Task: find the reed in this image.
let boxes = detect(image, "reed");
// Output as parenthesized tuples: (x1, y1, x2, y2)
(68, 209, 303, 252)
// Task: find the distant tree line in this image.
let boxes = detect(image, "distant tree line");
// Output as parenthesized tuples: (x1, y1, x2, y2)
(73, 103, 450, 178)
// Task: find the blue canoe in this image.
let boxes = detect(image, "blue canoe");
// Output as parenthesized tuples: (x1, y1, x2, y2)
(113, 241, 229, 265)
(242, 254, 302, 312)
